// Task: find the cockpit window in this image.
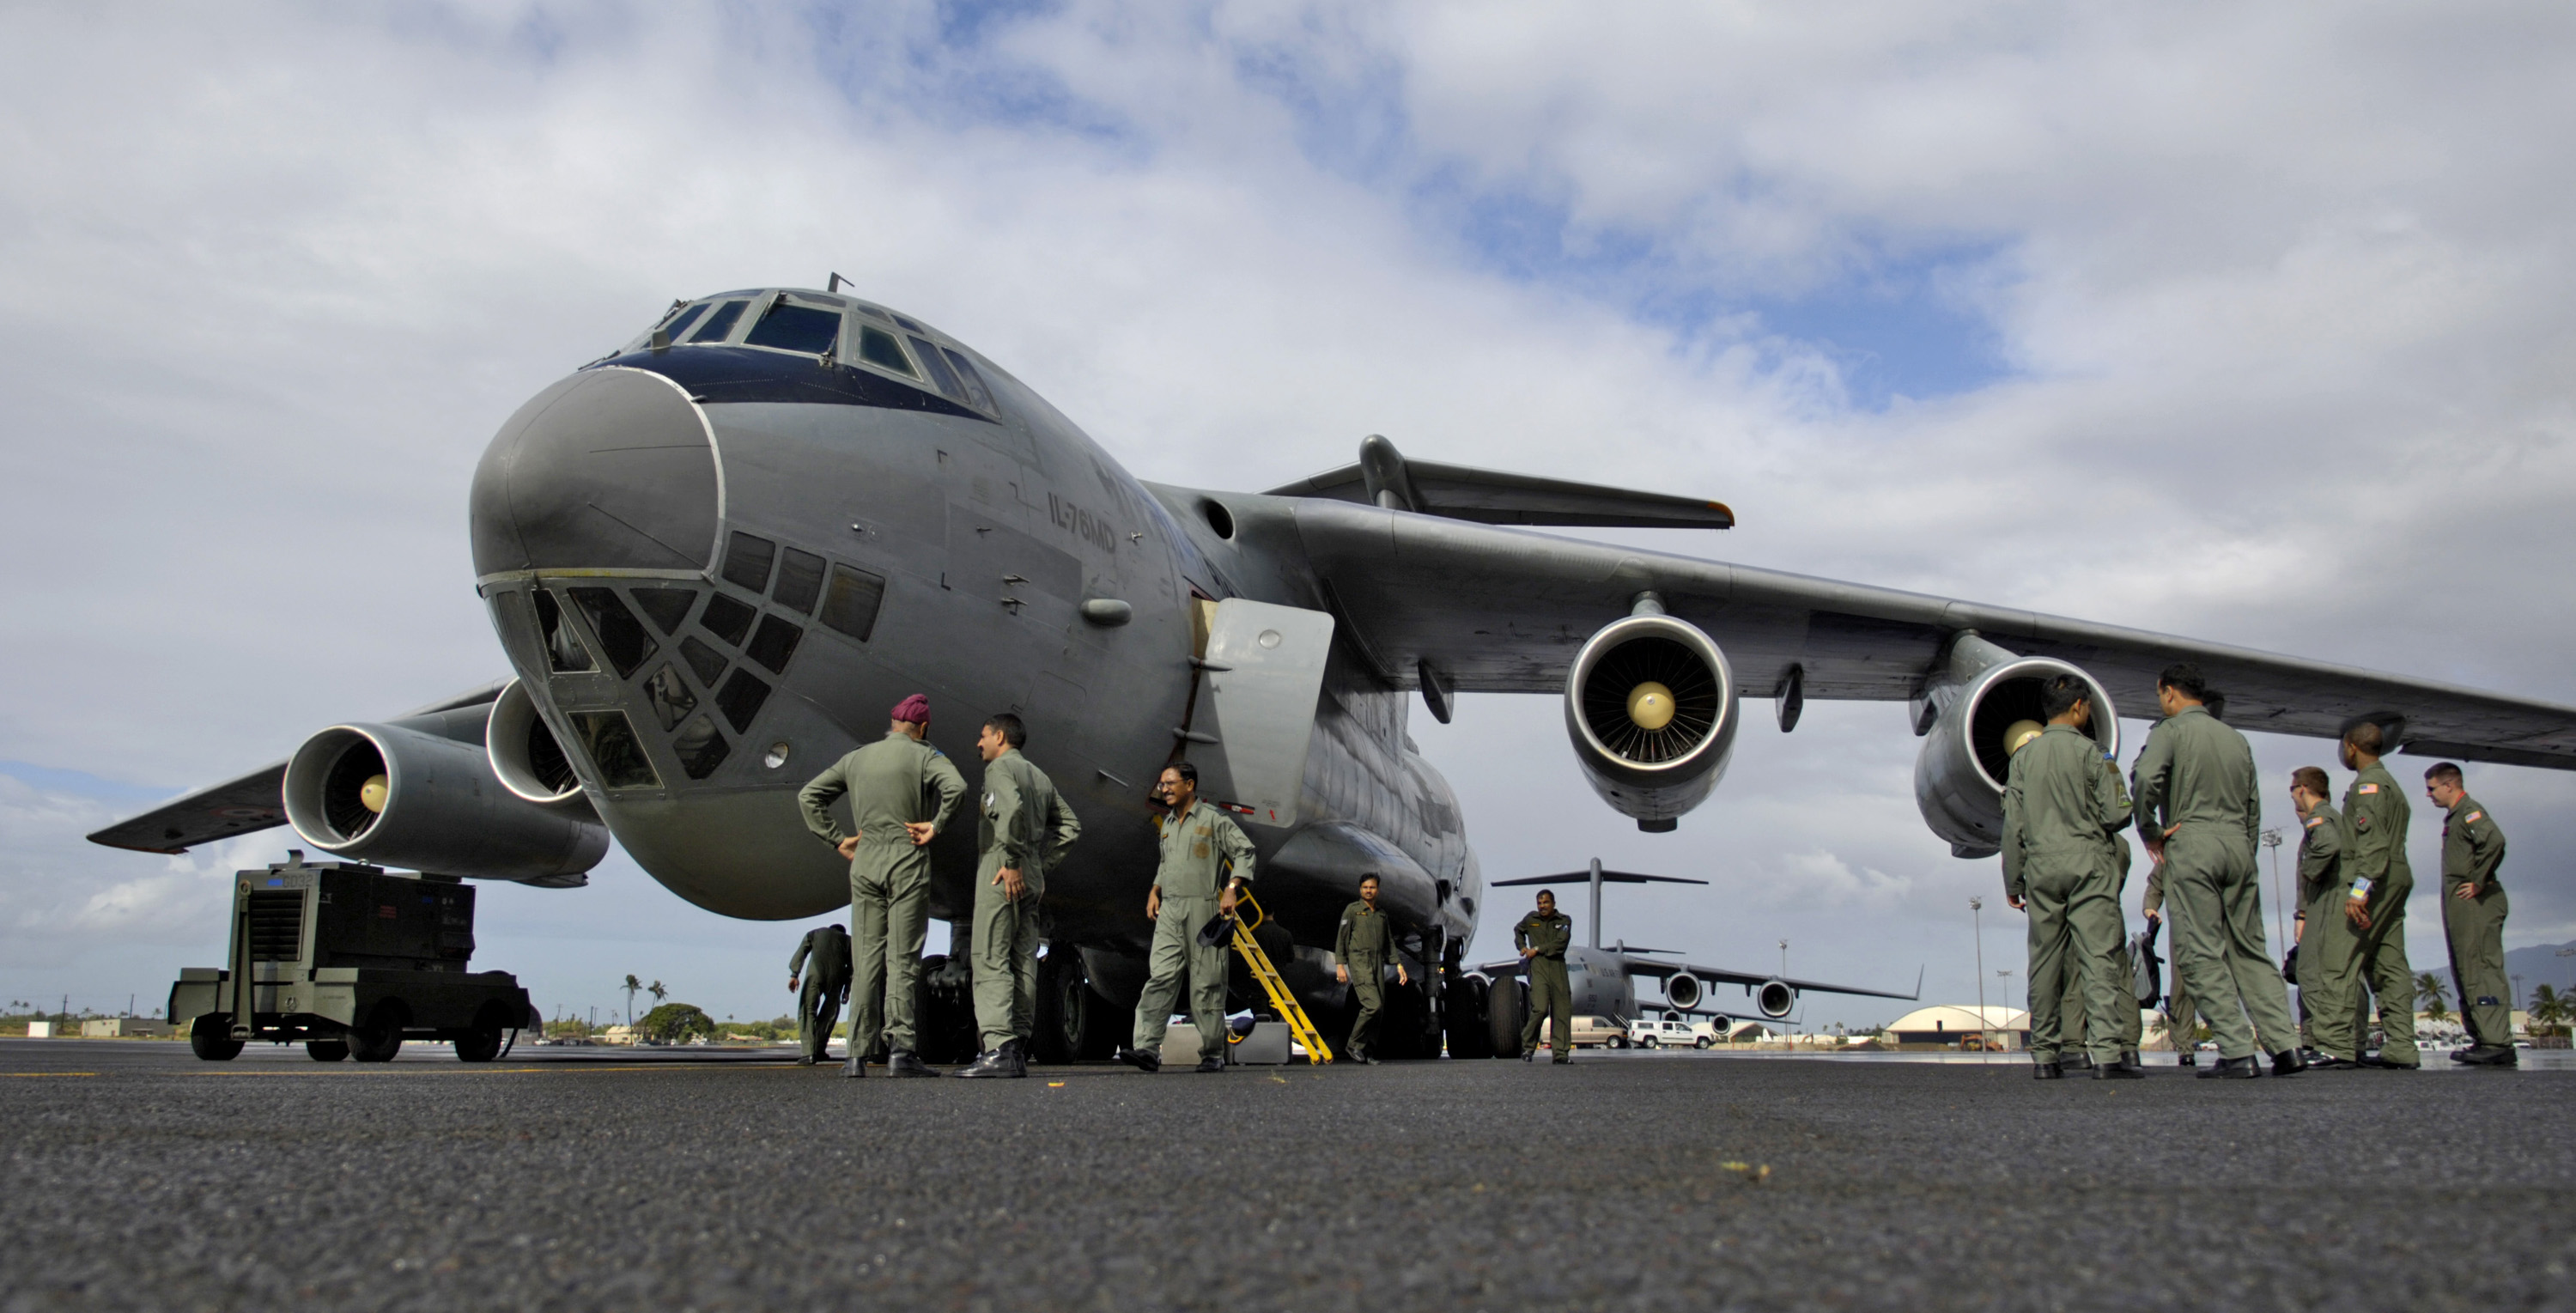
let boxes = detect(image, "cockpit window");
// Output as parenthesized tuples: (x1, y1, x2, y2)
(855, 325, 916, 378)
(744, 301, 842, 356)
(656, 303, 708, 343)
(690, 299, 750, 343)
(910, 336, 969, 405)
(892, 313, 925, 332)
(939, 347, 997, 413)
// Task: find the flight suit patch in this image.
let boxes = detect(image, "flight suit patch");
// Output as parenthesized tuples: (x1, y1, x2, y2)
(2466, 811, 2483, 824)
(2358, 783, 2379, 793)
(2305, 817, 2324, 828)
(1193, 842, 1210, 858)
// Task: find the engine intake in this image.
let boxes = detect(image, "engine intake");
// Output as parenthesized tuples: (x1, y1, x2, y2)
(284, 720, 609, 882)
(1912, 633, 2119, 858)
(1665, 971, 1704, 1011)
(1564, 608, 1740, 830)
(486, 678, 592, 808)
(1756, 980, 1795, 1019)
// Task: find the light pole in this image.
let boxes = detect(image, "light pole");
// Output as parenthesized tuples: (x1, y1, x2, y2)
(2260, 828, 2286, 952)
(1996, 969, 2018, 1049)
(1971, 897, 1990, 1055)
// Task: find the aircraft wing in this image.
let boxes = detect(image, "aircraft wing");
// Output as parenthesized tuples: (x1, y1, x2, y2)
(1616, 955, 1923, 1004)
(85, 679, 513, 854)
(1280, 497, 2576, 766)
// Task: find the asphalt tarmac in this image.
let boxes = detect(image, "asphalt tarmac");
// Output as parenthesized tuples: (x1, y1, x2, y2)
(4, 1039, 2571, 1311)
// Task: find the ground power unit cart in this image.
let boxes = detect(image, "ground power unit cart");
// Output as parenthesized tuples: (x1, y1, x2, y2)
(172, 853, 537, 1063)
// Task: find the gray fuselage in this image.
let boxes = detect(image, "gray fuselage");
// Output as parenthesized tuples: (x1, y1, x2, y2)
(467, 287, 1481, 977)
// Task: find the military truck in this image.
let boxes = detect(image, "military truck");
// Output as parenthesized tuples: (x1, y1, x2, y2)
(172, 853, 536, 1063)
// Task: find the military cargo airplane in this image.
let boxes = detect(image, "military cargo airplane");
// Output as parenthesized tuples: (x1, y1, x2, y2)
(1462, 860, 1919, 1057)
(91, 283, 2576, 1061)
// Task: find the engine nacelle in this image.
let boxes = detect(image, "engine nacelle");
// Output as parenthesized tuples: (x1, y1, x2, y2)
(1755, 980, 1795, 1019)
(1563, 608, 1741, 831)
(283, 720, 609, 882)
(1912, 633, 2120, 859)
(1665, 971, 1704, 1011)
(485, 678, 596, 811)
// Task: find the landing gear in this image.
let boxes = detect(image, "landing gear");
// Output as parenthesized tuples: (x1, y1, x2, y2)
(1486, 976, 1527, 1060)
(1031, 946, 1121, 1064)
(305, 1037, 349, 1062)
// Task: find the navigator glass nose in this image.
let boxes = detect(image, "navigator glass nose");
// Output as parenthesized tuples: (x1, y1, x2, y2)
(471, 368, 718, 575)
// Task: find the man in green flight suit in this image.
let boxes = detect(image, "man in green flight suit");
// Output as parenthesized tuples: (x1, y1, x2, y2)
(2141, 861, 2202, 1065)
(1335, 874, 1409, 1065)
(2426, 762, 2516, 1067)
(2131, 664, 2302, 1079)
(2337, 723, 2418, 1068)
(787, 922, 851, 1067)
(798, 694, 967, 1078)
(2026, 714, 2144, 1069)
(1118, 762, 1258, 1074)
(1516, 891, 1576, 1063)
(2286, 766, 2363, 1067)
(957, 713, 1080, 1079)
(2002, 676, 2140, 1079)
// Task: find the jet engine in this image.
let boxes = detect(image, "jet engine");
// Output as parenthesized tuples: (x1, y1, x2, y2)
(1563, 604, 1741, 832)
(1755, 980, 1795, 1019)
(283, 716, 609, 883)
(485, 678, 593, 809)
(1912, 633, 2119, 859)
(1664, 971, 1704, 1011)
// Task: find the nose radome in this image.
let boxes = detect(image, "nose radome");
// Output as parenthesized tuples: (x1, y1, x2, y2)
(471, 368, 719, 575)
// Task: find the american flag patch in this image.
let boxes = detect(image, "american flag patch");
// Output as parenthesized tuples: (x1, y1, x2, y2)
(2305, 817, 2324, 828)
(2358, 783, 2379, 793)
(2467, 811, 2483, 823)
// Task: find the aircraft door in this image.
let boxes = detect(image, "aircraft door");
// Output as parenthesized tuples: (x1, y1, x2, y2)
(1192, 599, 1334, 829)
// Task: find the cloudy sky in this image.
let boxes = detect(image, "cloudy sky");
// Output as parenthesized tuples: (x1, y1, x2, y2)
(5, 3, 2573, 1030)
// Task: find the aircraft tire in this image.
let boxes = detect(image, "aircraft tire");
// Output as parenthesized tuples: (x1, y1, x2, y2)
(306, 1037, 349, 1062)
(1486, 976, 1525, 1059)
(189, 1015, 244, 1061)
(1443, 976, 1492, 1059)
(1032, 948, 1120, 1064)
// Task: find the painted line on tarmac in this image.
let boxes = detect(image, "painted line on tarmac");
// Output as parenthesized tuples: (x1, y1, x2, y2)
(187, 1063, 806, 1077)
(1, 1072, 96, 1078)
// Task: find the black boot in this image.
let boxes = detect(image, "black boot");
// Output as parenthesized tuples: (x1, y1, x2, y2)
(2270, 1049, 2306, 1077)
(886, 1050, 938, 1078)
(841, 1053, 866, 1079)
(1349, 1048, 1377, 1066)
(2095, 1051, 2145, 1079)
(2357, 1053, 2419, 1070)
(795, 1055, 817, 1067)
(1116, 1046, 1161, 1073)
(2061, 1051, 2096, 1073)
(2196, 1055, 2260, 1079)
(954, 1042, 1025, 1079)
(2032, 1060, 2063, 1080)
(1195, 1052, 1226, 1073)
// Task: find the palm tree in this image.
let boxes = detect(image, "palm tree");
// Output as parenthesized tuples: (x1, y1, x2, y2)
(2530, 985, 2569, 1037)
(2414, 971, 2451, 1022)
(622, 974, 643, 1030)
(649, 981, 668, 1007)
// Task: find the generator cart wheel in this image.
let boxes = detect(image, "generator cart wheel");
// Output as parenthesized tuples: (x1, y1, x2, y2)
(350, 1006, 404, 1063)
(189, 1014, 244, 1061)
(306, 1038, 349, 1062)
(454, 1025, 505, 1063)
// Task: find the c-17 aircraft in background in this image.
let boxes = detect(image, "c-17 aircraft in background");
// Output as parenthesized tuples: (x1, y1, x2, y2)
(90, 283, 2576, 1061)
(1464, 860, 1920, 1057)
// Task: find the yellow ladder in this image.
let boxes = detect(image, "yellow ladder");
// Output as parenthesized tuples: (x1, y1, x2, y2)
(1227, 891, 1334, 1065)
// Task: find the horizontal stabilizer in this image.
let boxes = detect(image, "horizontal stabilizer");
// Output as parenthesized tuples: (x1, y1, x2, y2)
(1266, 435, 1732, 531)
(1490, 872, 1709, 887)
